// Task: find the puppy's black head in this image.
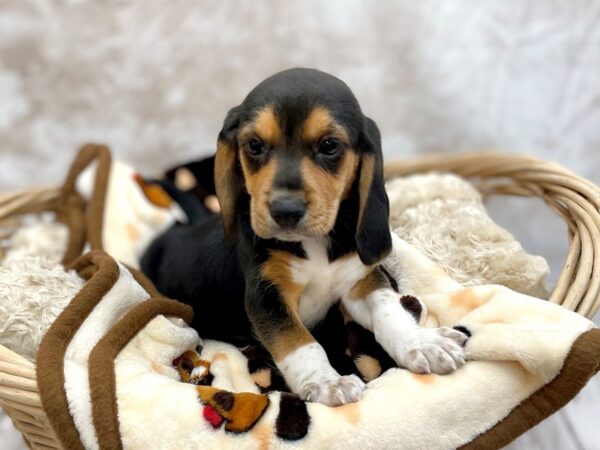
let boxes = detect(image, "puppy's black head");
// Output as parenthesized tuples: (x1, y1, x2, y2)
(215, 68, 391, 265)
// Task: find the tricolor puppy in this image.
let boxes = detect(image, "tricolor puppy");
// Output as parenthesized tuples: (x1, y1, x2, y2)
(142, 68, 466, 406)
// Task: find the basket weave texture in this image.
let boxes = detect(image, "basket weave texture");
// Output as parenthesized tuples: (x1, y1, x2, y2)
(1, 152, 599, 449)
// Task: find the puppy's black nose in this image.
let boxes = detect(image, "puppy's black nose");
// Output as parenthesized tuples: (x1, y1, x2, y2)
(269, 197, 307, 227)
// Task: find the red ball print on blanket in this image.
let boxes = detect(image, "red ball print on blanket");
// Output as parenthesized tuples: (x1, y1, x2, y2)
(202, 404, 224, 429)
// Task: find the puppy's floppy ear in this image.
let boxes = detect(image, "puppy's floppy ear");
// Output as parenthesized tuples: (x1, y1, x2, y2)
(215, 105, 243, 239)
(355, 116, 392, 265)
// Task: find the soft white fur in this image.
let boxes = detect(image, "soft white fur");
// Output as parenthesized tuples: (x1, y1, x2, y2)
(0, 256, 83, 361)
(386, 173, 550, 298)
(4, 221, 68, 265)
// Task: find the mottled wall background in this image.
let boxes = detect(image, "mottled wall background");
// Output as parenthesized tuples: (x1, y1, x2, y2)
(1, 0, 600, 279)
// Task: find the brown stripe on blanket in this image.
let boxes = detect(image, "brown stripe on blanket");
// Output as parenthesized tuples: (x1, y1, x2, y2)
(88, 298, 193, 450)
(128, 265, 164, 298)
(460, 328, 600, 449)
(36, 251, 120, 450)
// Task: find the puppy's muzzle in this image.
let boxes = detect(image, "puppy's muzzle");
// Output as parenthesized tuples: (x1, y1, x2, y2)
(269, 196, 307, 228)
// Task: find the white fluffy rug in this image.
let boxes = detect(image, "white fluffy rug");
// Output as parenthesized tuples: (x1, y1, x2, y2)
(0, 256, 83, 362)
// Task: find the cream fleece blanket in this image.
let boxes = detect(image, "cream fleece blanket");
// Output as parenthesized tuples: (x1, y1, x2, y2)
(33, 236, 598, 450)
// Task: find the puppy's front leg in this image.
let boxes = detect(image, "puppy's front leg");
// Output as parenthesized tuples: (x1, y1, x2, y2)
(342, 268, 467, 374)
(246, 282, 365, 405)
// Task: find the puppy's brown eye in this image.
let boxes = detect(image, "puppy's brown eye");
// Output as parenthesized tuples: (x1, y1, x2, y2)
(318, 137, 341, 156)
(246, 138, 264, 156)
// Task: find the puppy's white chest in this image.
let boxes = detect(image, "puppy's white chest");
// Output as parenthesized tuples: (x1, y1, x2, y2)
(291, 239, 368, 327)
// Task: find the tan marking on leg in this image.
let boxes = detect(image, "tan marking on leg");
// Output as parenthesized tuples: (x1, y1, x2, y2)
(260, 250, 305, 313)
(347, 267, 389, 301)
(354, 355, 382, 381)
(260, 251, 314, 361)
(270, 331, 316, 362)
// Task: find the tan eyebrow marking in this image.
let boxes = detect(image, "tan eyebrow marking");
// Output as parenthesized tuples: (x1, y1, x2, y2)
(239, 105, 283, 145)
(302, 106, 349, 144)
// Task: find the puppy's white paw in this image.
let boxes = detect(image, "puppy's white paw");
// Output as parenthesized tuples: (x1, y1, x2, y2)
(390, 327, 468, 375)
(300, 374, 366, 406)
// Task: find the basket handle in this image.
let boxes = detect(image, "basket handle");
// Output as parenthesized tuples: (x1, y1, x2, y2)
(56, 144, 112, 264)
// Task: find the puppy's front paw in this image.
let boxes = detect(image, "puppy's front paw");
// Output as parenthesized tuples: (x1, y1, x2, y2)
(392, 327, 468, 375)
(300, 374, 366, 406)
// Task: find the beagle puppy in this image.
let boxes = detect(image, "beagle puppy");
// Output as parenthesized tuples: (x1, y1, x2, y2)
(141, 68, 466, 406)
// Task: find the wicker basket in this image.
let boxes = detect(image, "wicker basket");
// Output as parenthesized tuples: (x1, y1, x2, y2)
(1, 152, 600, 450)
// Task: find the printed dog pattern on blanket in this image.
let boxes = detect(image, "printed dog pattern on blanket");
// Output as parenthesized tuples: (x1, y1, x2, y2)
(174, 349, 312, 440)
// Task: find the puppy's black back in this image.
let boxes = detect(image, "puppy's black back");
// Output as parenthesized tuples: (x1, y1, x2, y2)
(141, 216, 251, 344)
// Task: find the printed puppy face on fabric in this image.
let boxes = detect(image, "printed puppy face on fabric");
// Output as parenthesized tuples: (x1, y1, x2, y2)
(214, 68, 387, 252)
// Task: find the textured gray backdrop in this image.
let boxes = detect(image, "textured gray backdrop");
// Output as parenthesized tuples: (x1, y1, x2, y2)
(0, 1, 599, 448)
(2, 0, 600, 280)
